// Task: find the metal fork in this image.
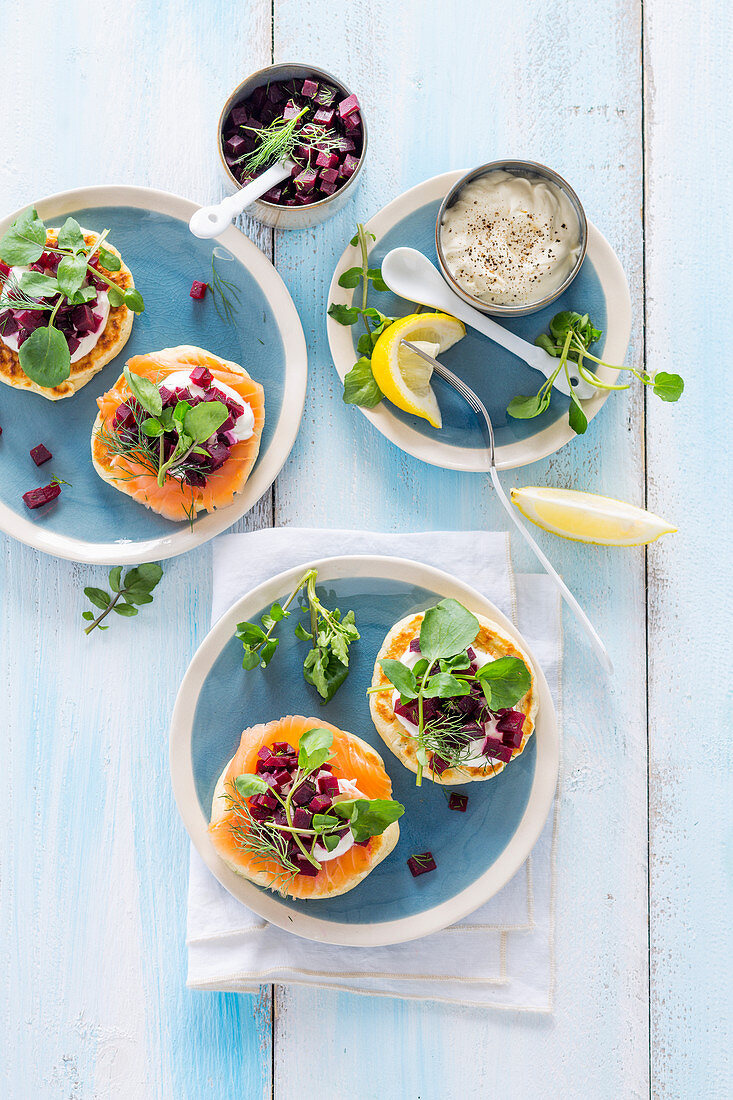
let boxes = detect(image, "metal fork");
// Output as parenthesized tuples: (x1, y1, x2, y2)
(401, 339, 613, 674)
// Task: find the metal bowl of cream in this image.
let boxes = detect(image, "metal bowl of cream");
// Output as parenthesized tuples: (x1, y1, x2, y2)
(435, 160, 588, 317)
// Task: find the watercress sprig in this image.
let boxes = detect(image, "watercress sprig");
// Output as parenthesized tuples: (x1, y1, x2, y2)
(0, 209, 144, 388)
(236, 568, 359, 702)
(328, 223, 393, 407)
(508, 310, 684, 435)
(82, 562, 163, 634)
(369, 598, 530, 785)
(226, 726, 404, 885)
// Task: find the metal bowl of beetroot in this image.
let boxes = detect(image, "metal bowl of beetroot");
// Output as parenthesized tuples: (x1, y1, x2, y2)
(218, 62, 367, 230)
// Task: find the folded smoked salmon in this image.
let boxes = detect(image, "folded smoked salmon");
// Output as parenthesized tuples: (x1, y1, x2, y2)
(209, 716, 404, 899)
(91, 345, 264, 521)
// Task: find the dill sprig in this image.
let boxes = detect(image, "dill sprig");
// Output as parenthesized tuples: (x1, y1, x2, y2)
(225, 783, 301, 896)
(234, 108, 342, 174)
(0, 271, 56, 316)
(421, 711, 499, 776)
(209, 250, 241, 326)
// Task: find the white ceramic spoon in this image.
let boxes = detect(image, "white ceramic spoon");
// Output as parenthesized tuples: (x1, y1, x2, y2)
(381, 246, 595, 400)
(189, 160, 295, 239)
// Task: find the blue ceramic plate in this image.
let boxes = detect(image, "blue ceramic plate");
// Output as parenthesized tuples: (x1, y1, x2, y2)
(169, 555, 558, 945)
(0, 186, 307, 563)
(327, 171, 631, 471)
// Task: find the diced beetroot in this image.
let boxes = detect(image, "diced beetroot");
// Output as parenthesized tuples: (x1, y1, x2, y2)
(250, 85, 266, 111)
(315, 84, 337, 107)
(449, 793, 468, 812)
(409, 638, 421, 653)
(453, 695, 480, 717)
(282, 100, 302, 122)
(407, 852, 436, 877)
(257, 746, 276, 763)
(262, 186, 283, 203)
(272, 809, 288, 827)
(342, 113, 361, 135)
(319, 167, 339, 186)
(30, 443, 52, 466)
(224, 134, 248, 159)
(394, 698, 419, 725)
(313, 107, 335, 126)
(230, 104, 250, 126)
(318, 180, 336, 196)
(22, 483, 61, 509)
(273, 741, 294, 754)
(113, 403, 135, 431)
(0, 260, 10, 277)
(291, 854, 319, 876)
(15, 310, 45, 331)
(309, 794, 332, 814)
(66, 335, 80, 355)
(292, 807, 313, 830)
(315, 149, 339, 169)
(294, 167, 318, 192)
(482, 736, 513, 764)
(221, 430, 237, 447)
(271, 768, 292, 790)
(190, 280, 207, 300)
(431, 754, 449, 775)
(317, 774, 340, 796)
(337, 93, 360, 119)
(291, 780, 316, 806)
(497, 710, 525, 734)
(248, 802, 270, 822)
(205, 441, 230, 470)
(341, 153, 360, 177)
(190, 365, 213, 388)
(0, 312, 18, 336)
(301, 78, 319, 99)
(266, 83, 285, 104)
(501, 728, 524, 749)
(336, 136, 357, 153)
(71, 304, 96, 334)
(461, 721, 485, 738)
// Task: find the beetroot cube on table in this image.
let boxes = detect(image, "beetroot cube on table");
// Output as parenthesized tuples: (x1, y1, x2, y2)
(30, 443, 52, 466)
(301, 78, 319, 99)
(189, 281, 207, 300)
(22, 482, 61, 508)
(407, 852, 437, 877)
(337, 93, 360, 119)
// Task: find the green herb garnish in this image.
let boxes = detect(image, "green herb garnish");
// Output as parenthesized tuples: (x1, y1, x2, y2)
(0, 209, 144, 389)
(234, 108, 341, 175)
(236, 568, 359, 702)
(225, 725, 404, 891)
(328, 223, 393, 408)
(369, 598, 530, 785)
(508, 310, 684, 435)
(82, 563, 163, 634)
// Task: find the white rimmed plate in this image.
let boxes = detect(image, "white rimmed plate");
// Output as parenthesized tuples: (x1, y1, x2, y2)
(169, 554, 559, 946)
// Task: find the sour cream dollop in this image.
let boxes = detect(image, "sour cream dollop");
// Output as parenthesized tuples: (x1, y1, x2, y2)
(391, 643, 501, 766)
(440, 170, 581, 306)
(0, 265, 110, 363)
(164, 369, 255, 442)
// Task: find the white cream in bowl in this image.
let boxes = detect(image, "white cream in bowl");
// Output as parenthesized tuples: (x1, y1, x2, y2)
(439, 170, 581, 307)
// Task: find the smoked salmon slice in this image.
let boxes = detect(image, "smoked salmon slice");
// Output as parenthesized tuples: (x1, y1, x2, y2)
(91, 345, 265, 521)
(209, 716, 401, 899)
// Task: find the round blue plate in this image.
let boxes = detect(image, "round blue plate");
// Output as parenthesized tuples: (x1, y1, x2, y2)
(170, 555, 558, 945)
(327, 171, 631, 471)
(0, 186, 307, 563)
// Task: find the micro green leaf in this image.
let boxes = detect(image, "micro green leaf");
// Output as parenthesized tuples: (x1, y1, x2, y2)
(652, 372, 684, 402)
(422, 672, 471, 699)
(379, 659, 418, 699)
(477, 656, 531, 710)
(328, 302, 360, 325)
(342, 357, 383, 407)
(124, 366, 162, 417)
(18, 325, 71, 388)
(419, 599, 479, 663)
(57, 217, 86, 254)
(0, 207, 46, 265)
(56, 253, 88, 297)
(337, 266, 363, 289)
(235, 774, 269, 797)
(183, 400, 228, 444)
(18, 271, 59, 298)
(97, 247, 121, 271)
(83, 561, 163, 634)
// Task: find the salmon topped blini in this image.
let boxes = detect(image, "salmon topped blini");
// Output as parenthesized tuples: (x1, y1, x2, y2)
(369, 598, 538, 786)
(91, 345, 264, 522)
(210, 716, 404, 899)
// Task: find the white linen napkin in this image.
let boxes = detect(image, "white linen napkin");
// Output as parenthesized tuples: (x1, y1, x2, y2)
(187, 528, 561, 1010)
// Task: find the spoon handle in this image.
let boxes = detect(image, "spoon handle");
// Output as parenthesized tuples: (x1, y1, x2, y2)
(189, 161, 294, 239)
(490, 468, 614, 674)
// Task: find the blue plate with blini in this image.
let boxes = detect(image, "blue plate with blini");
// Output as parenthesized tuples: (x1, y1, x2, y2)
(169, 555, 559, 946)
(0, 185, 307, 564)
(327, 171, 631, 471)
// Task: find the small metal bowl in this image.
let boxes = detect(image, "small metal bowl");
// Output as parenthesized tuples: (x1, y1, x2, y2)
(218, 62, 367, 230)
(435, 159, 588, 317)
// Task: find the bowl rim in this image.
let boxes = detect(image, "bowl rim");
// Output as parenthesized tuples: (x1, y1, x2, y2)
(217, 60, 368, 210)
(434, 158, 589, 317)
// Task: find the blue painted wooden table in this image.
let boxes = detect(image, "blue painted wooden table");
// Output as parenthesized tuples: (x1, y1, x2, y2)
(1, 1, 729, 1096)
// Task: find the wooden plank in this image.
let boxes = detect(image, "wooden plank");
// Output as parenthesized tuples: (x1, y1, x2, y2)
(0, 2, 274, 1096)
(644, 2, 732, 1096)
(272, 1, 649, 1097)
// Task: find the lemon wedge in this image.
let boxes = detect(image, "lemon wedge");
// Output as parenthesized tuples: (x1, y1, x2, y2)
(510, 487, 676, 546)
(370, 313, 465, 428)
